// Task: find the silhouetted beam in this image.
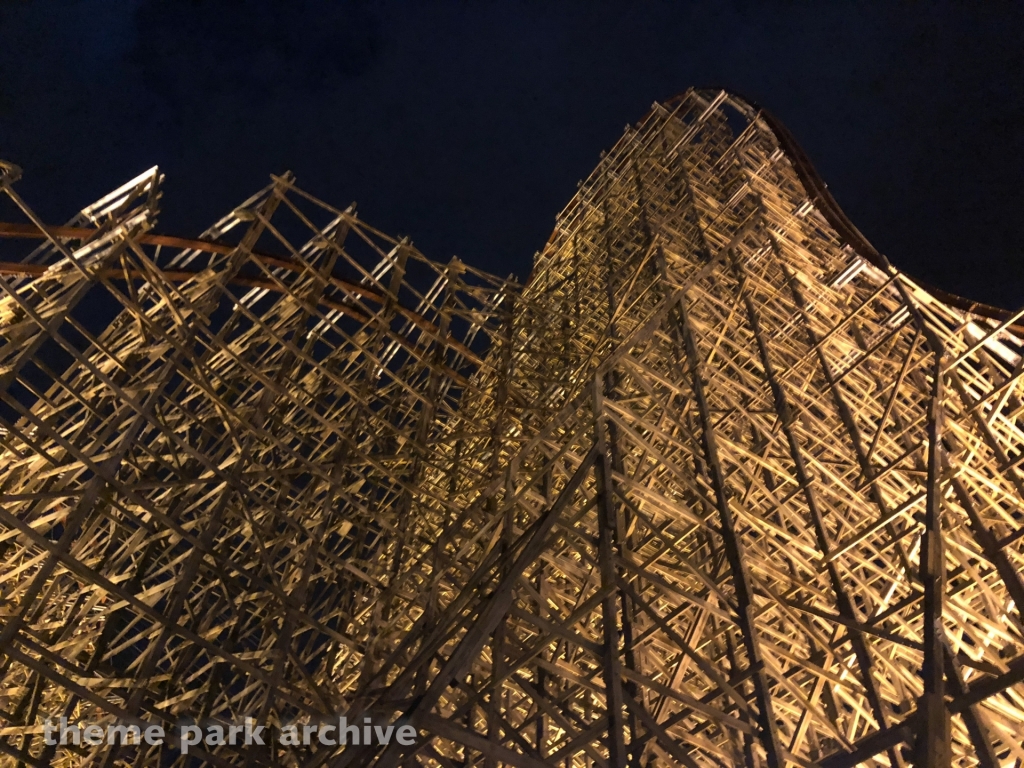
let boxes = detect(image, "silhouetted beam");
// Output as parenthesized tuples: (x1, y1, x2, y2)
(0, 222, 486, 372)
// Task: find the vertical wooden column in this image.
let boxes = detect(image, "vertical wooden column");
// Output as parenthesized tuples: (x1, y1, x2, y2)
(729, 246, 901, 767)
(593, 374, 629, 768)
(675, 292, 784, 768)
(915, 346, 951, 768)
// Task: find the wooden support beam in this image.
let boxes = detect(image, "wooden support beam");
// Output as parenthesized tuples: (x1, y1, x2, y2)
(2, 89, 1022, 767)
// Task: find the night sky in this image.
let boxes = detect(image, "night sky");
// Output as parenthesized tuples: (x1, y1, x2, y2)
(2, 1, 1023, 309)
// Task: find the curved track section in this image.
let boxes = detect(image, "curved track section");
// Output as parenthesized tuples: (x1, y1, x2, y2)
(0, 89, 1022, 767)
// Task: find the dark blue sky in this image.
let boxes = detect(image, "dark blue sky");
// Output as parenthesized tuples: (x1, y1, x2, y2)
(2, 1, 1022, 308)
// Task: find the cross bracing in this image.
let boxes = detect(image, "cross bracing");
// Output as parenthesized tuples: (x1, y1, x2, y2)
(0, 89, 1022, 767)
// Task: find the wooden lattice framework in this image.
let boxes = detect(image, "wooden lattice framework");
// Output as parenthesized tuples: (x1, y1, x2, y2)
(0, 89, 1022, 767)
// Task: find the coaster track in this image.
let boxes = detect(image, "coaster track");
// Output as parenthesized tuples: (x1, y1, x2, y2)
(0, 89, 1021, 767)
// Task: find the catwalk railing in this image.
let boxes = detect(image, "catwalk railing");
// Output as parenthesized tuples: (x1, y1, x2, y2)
(0, 89, 1021, 767)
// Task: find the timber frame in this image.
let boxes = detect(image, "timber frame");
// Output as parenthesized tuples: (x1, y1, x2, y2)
(0, 89, 1022, 767)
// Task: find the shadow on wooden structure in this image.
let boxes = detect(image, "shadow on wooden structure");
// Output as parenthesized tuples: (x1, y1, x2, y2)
(0, 89, 1022, 767)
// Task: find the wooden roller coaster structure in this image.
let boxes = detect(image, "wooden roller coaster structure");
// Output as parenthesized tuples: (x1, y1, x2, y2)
(0, 89, 1022, 767)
